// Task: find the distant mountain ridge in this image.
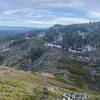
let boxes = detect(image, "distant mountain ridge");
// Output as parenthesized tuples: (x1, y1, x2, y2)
(0, 26, 42, 37)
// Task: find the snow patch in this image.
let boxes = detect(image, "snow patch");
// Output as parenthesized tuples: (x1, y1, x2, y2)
(45, 42, 62, 48)
(82, 45, 96, 52)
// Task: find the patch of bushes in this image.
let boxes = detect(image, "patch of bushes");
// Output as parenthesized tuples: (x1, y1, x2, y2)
(10, 38, 26, 46)
(58, 58, 89, 77)
(69, 74, 85, 89)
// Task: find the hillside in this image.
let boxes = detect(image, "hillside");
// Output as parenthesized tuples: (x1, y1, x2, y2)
(45, 22, 100, 61)
(0, 36, 46, 70)
(0, 34, 100, 92)
(32, 48, 100, 91)
(0, 67, 99, 100)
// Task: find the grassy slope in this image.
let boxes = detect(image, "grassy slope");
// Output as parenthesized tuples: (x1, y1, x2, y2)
(58, 58, 100, 100)
(0, 67, 99, 100)
(0, 67, 80, 100)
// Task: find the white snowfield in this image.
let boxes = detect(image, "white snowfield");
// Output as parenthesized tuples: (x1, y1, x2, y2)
(45, 42, 62, 48)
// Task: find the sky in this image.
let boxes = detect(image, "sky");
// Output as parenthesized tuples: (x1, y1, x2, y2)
(0, 0, 100, 27)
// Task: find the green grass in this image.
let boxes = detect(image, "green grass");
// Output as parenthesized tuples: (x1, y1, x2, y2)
(56, 58, 89, 89)
(0, 78, 38, 100)
(58, 58, 89, 76)
(0, 67, 99, 100)
(87, 95, 100, 100)
(0, 67, 68, 100)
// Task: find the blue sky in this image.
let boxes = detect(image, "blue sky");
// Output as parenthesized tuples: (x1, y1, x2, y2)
(0, 0, 100, 27)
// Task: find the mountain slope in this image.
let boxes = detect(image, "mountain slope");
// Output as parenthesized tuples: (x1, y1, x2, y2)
(0, 36, 46, 70)
(0, 22, 100, 99)
(0, 31, 100, 93)
(0, 66, 65, 100)
(0, 67, 99, 100)
(32, 48, 100, 91)
(45, 22, 100, 60)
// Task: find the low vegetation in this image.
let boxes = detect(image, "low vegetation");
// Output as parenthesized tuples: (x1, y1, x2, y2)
(0, 67, 99, 100)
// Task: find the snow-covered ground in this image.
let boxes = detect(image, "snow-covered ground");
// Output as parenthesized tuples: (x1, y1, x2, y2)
(82, 45, 96, 52)
(68, 48, 81, 53)
(78, 31, 87, 39)
(68, 45, 96, 54)
(45, 42, 62, 48)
